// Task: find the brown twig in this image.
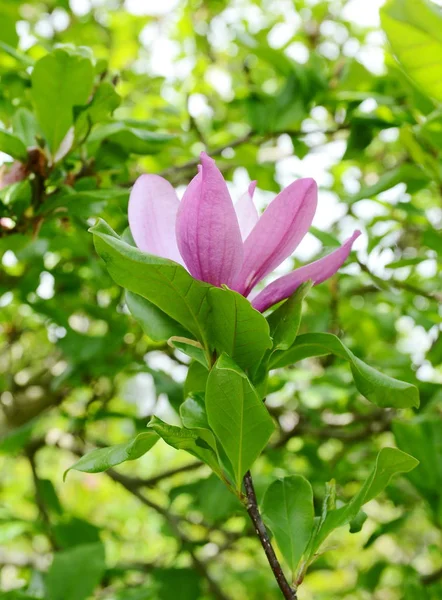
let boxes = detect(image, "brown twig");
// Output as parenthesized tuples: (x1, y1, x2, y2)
(243, 471, 297, 600)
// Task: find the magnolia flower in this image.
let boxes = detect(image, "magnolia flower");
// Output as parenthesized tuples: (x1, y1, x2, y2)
(129, 152, 360, 312)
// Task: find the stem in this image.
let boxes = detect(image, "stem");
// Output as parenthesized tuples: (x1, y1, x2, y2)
(243, 471, 297, 600)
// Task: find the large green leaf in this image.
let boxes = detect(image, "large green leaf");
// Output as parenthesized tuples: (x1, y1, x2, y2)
(271, 333, 419, 409)
(31, 48, 94, 154)
(205, 354, 275, 491)
(262, 475, 315, 576)
(64, 432, 158, 478)
(381, 0, 442, 101)
(46, 542, 106, 600)
(0, 130, 27, 161)
(310, 448, 419, 554)
(90, 219, 211, 348)
(208, 287, 272, 371)
(147, 416, 223, 479)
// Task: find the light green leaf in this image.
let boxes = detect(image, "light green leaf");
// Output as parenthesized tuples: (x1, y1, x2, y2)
(310, 448, 419, 554)
(205, 354, 275, 490)
(90, 218, 211, 346)
(381, 0, 442, 101)
(147, 416, 223, 479)
(180, 394, 209, 430)
(31, 48, 95, 154)
(262, 476, 315, 575)
(46, 542, 106, 600)
(0, 12, 18, 48)
(12, 108, 39, 147)
(126, 291, 190, 342)
(208, 287, 272, 371)
(267, 281, 313, 352)
(168, 337, 209, 368)
(64, 432, 158, 478)
(0, 130, 27, 161)
(271, 333, 419, 409)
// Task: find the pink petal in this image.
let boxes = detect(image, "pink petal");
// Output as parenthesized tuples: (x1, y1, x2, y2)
(128, 174, 183, 264)
(175, 152, 243, 287)
(232, 178, 318, 296)
(235, 181, 259, 241)
(252, 230, 361, 312)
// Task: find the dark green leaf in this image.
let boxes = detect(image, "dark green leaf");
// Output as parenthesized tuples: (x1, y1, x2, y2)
(267, 281, 313, 352)
(46, 542, 106, 600)
(126, 291, 190, 342)
(271, 333, 420, 409)
(90, 218, 211, 348)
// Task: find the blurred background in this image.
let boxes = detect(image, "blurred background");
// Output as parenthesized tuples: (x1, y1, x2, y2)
(0, 0, 441, 598)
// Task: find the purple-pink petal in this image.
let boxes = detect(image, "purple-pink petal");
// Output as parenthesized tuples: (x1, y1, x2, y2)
(235, 181, 259, 241)
(175, 152, 243, 287)
(128, 174, 183, 264)
(232, 178, 317, 296)
(252, 230, 361, 313)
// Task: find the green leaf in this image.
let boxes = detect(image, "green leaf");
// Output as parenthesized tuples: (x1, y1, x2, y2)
(12, 107, 39, 147)
(147, 416, 223, 479)
(64, 432, 159, 478)
(271, 333, 420, 409)
(184, 361, 209, 397)
(208, 286, 272, 371)
(88, 121, 174, 154)
(46, 542, 106, 600)
(180, 394, 209, 430)
(381, 0, 442, 101)
(0, 130, 28, 161)
(31, 48, 95, 154)
(90, 219, 211, 347)
(74, 81, 121, 142)
(0, 11, 18, 48)
(205, 354, 275, 490)
(267, 281, 313, 352)
(393, 417, 442, 515)
(262, 476, 315, 575)
(126, 291, 190, 342)
(168, 337, 209, 368)
(346, 164, 429, 203)
(310, 448, 419, 554)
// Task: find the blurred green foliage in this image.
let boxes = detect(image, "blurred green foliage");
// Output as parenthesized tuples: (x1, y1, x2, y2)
(0, 0, 441, 599)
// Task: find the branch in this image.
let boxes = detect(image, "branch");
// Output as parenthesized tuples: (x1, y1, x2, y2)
(243, 471, 297, 600)
(26, 451, 59, 551)
(421, 566, 442, 586)
(107, 460, 204, 489)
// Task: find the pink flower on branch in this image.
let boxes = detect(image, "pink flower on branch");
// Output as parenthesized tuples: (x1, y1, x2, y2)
(129, 152, 360, 312)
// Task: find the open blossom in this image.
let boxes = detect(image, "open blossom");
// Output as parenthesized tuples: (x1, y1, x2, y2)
(129, 152, 360, 312)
